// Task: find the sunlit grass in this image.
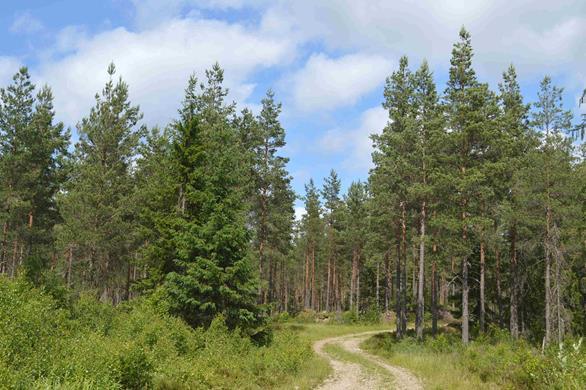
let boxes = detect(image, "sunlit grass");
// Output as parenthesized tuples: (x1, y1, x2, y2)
(361, 331, 501, 390)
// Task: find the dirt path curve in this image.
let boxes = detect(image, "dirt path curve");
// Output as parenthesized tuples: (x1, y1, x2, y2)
(314, 331, 423, 390)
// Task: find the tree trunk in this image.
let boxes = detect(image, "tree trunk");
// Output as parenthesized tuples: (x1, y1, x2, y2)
(496, 247, 503, 328)
(311, 246, 317, 310)
(375, 261, 380, 310)
(401, 202, 408, 334)
(326, 256, 331, 311)
(431, 260, 438, 336)
(416, 201, 426, 340)
(66, 246, 73, 288)
(396, 227, 403, 338)
(510, 226, 519, 338)
(0, 222, 8, 274)
(479, 241, 486, 333)
(304, 250, 310, 309)
(544, 206, 552, 346)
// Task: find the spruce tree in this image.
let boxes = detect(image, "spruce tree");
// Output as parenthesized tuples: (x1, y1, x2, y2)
(160, 64, 262, 332)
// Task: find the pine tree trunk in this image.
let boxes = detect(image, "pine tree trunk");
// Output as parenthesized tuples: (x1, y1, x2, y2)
(544, 206, 552, 346)
(326, 256, 331, 311)
(311, 246, 317, 310)
(496, 247, 503, 328)
(384, 250, 391, 312)
(259, 241, 265, 303)
(396, 227, 403, 338)
(510, 226, 519, 338)
(431, 260, 438, 337)
(416, 201, 426, 340)
(304, 251, 310, 309)
(66, 246, 73, 288)
(375, 261, 380, 310)
(0, 222, 8, 274)
(479, 241, 486, 333)
(401, 202, 408, 334)
(356, 272, 360, 317)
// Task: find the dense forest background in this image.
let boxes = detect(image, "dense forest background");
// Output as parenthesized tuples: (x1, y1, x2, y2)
(0, 26, 585, 356)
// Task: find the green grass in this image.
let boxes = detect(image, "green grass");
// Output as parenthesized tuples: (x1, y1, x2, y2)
(361, 331, 501, 389)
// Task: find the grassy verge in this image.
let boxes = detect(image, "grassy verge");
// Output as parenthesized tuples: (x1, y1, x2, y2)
(362, 327, 586, 390)
(362, 332, 499, 389)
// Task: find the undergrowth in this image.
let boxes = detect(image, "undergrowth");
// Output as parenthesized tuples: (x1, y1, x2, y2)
(0, 276, 312, 389)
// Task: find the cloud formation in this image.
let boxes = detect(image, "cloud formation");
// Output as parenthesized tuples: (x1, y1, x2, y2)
(34, 17, 296, 127)
(291, 53, 393, 112)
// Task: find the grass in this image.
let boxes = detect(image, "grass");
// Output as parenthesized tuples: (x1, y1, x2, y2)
(361, 329, 502, 390)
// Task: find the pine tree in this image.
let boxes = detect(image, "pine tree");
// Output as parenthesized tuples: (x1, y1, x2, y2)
(0, 68, 69, 281)
(322, 169, 343, 312)
(344, 181, 368, 315)
(244, 90, 295, 308)
(496, 65, 535, 338)
(530, 76, 574, 346)
(58, 63, 144, 301)
(301, 179, 322, 310)
(443, 27, 499, 342)
(372, 56, 414, 338)
(410, 60, 443, 339)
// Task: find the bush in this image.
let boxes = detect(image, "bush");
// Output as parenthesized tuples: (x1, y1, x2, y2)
(0, 277, 312, 389)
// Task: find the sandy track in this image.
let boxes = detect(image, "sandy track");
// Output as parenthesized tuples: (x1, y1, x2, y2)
(313, 331, 423, 390)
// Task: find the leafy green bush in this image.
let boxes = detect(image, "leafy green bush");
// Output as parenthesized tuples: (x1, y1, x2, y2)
(0, 277, 312, 389)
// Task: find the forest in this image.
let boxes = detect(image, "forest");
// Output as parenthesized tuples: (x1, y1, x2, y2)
(0, 27, 585, 389)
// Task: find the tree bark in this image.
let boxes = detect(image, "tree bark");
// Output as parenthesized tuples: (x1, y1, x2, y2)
(431, 259, 438, 336)
(510, 226, 519, 338)
(496, 247, 503, 328)
(416, 201, 426, 340)
(479, 241, 486, 333)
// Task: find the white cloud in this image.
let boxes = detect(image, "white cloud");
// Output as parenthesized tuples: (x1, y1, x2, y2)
(10, 12, 43, 35)
(318, 105, 387, 171)
(34, 18, 296, 127)
(291, 53, 393, 112)
(262, 0, 585, 80)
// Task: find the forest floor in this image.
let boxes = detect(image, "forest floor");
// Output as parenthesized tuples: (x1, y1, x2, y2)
(313, 330, 423, 390)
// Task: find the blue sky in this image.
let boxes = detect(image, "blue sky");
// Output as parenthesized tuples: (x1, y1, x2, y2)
(0, 1, 584, 217)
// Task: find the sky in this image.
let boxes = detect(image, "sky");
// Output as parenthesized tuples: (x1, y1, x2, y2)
(0, 0, 584, 218)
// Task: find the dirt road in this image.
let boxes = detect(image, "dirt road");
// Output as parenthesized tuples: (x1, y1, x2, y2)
(313, 331, 423, 390)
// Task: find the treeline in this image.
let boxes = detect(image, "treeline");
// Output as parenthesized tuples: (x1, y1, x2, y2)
(286, 28, 585, 347)
(0, 28, 584, 347)
(0, 62, 294, 333)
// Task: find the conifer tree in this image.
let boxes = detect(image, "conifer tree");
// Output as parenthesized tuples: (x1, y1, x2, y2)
(529, 76, 574, 345)
(496, 65, 535, 338)
(443, 28, 499, 342)
(160, 64, 262, 332)
(244, 90, 295, 308)
(301, 179, 322, 310)
(58, 63, 143, 300)
(372, 56, 414, 338)
(410, 60, 443, 339)
(0, 68, 69, 281)
(344, 181, 368, 314)
(322, 169, 343, 312)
